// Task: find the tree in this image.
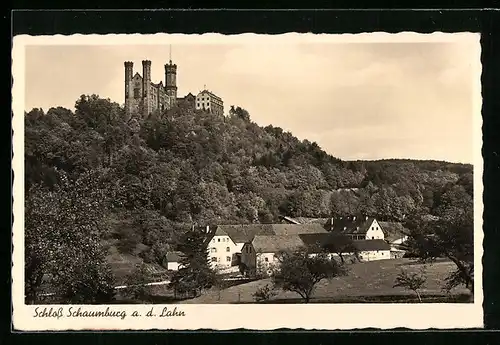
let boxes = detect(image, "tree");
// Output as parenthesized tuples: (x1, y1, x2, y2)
(253, 283, 278, 302)
(393, 268, 427, 302)
(403, 207, 474, 295)
(25, 170, 115, 304)
(123, 263, 154, 302)
(272, 251, 347, 303)
(169, 229, 217, 298)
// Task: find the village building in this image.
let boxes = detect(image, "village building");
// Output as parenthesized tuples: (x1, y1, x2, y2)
(206, 223, 327, 270)
(240, 235, 306, 276)
(328, 215, 385, 241)
(281, 215, 385, 241)
(378, 221, 410, 259)
(206, 224, 275, 269)
(165, 251, 183, 271)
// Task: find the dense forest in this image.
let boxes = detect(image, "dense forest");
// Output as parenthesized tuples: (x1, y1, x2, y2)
(24, 95, 473, 302)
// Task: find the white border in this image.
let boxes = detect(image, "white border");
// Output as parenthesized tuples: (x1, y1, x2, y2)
(12, 32, 483, 331)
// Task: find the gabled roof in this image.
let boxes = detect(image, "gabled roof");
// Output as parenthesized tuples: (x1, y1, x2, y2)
(251, 235, 306, 253)
(271, 224, 328, 236)
(215, 224, 276, 243)
(292, 217, 331, 226)
(198, 89, 223, 101)
(353, 239, 391, 251)
(133, 72, 142, 79)
(331, 215, 376, 234)
(299, 233, 356, 253)
(378, 221, 409, 243)
(165, 251, 183, 262)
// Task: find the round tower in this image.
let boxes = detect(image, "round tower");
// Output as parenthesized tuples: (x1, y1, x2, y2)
(142, 60, 152, 116)
(124, 61, 134, 116)
(165, 60, 178, 100)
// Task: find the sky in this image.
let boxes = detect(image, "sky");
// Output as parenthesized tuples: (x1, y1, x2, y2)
(23, 35, 479, 163)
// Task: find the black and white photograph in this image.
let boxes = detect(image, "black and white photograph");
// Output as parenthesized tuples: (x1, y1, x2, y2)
(12, 32, 482, 330)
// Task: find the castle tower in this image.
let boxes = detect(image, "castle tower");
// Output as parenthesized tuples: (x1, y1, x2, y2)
(165, 48, 178, 102)
(124, 61, 134, 116)
(142, 60, 152, 116)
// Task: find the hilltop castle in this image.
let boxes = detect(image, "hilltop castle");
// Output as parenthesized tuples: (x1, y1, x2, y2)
(124, 56, 224, 117)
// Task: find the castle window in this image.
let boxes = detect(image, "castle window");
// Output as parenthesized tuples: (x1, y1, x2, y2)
(226, 247, 230, 252)
(226, 256, 231, 262)
(134, 88, 140, 99)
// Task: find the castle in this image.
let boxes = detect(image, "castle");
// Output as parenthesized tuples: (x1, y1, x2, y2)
(124, 56, 224, 117)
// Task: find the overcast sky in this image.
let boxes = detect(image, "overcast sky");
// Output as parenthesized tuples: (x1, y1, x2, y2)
(24, 36, 479, 163)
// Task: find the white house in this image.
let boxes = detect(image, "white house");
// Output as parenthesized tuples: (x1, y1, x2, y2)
(330, 215, 385, 241)
(353, 239, 392, 261)
(165, 251, 183, 271)
(206, 223, 327, 270)
(240, 234, 307, 276)
(378, 221, 410, 259)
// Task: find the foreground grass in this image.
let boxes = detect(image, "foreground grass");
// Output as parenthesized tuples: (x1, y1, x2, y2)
(178, 258, 471, 304)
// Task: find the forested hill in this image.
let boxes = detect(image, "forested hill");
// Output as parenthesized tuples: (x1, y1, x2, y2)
(25, 95, 473, 268)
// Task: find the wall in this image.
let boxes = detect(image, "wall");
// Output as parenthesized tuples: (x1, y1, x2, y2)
(207, 234, 240, 269)
(127, 74, 143, 115)
(256, 253, 277, 277)
(358, 249, 391, 261)
(365, 219, 385, 240)
(240, 243, 257, 271)
(167, 262, 181, 271)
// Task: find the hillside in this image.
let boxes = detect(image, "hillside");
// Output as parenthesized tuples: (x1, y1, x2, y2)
(24, 95, 474, 283)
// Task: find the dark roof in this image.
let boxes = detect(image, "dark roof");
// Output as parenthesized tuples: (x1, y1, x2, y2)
(198, 89, 223, 102)
(353, 239, 391, 251)
(215, 224, 276, 243)
(165, 251, 183, 262)
(378, 221, 409, 242)
(331, 215, 375, 234)
(299, 233, 357, 252)
(293, 217, 331, 225)
(251, 235, 306, 253)
(271, 224, 327, 236)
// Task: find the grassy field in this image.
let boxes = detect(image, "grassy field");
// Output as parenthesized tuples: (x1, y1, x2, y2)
(178, 258, 471, 304)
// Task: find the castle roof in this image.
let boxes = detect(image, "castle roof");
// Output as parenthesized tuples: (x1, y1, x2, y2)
(198, 89, 223, 102)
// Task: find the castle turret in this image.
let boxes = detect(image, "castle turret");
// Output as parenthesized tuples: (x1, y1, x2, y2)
(124, 61, 134, 117)
(142, 60, 152, 116)
(165, 59, 178, 101)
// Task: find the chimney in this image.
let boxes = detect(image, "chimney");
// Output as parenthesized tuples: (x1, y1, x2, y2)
(365, 216, 369, 221)
(353, 216, 356, 222)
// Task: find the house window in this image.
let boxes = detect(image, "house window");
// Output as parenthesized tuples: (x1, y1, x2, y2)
(211, 257, 217, 262)
(226, 247, 230, 252)
(226, 256, 231, 262)
(211, 248, 217, 253)
(218, 238, 220, 242)
(134, 88, 140, 99)
(372, 236, 374, 239)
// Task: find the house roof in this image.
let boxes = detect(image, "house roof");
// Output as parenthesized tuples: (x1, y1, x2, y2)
(165, 251, 183, 262)
(353, 239, 391, 251)
(331, 215, 375, 234)
(299, 233, 357, 253)
(271, 224, 328, 236)
(215, 224, 276, 243)
(293, 217, 331, 225)
(378, 221, 409, 243)
(251, 235, 306, 253)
